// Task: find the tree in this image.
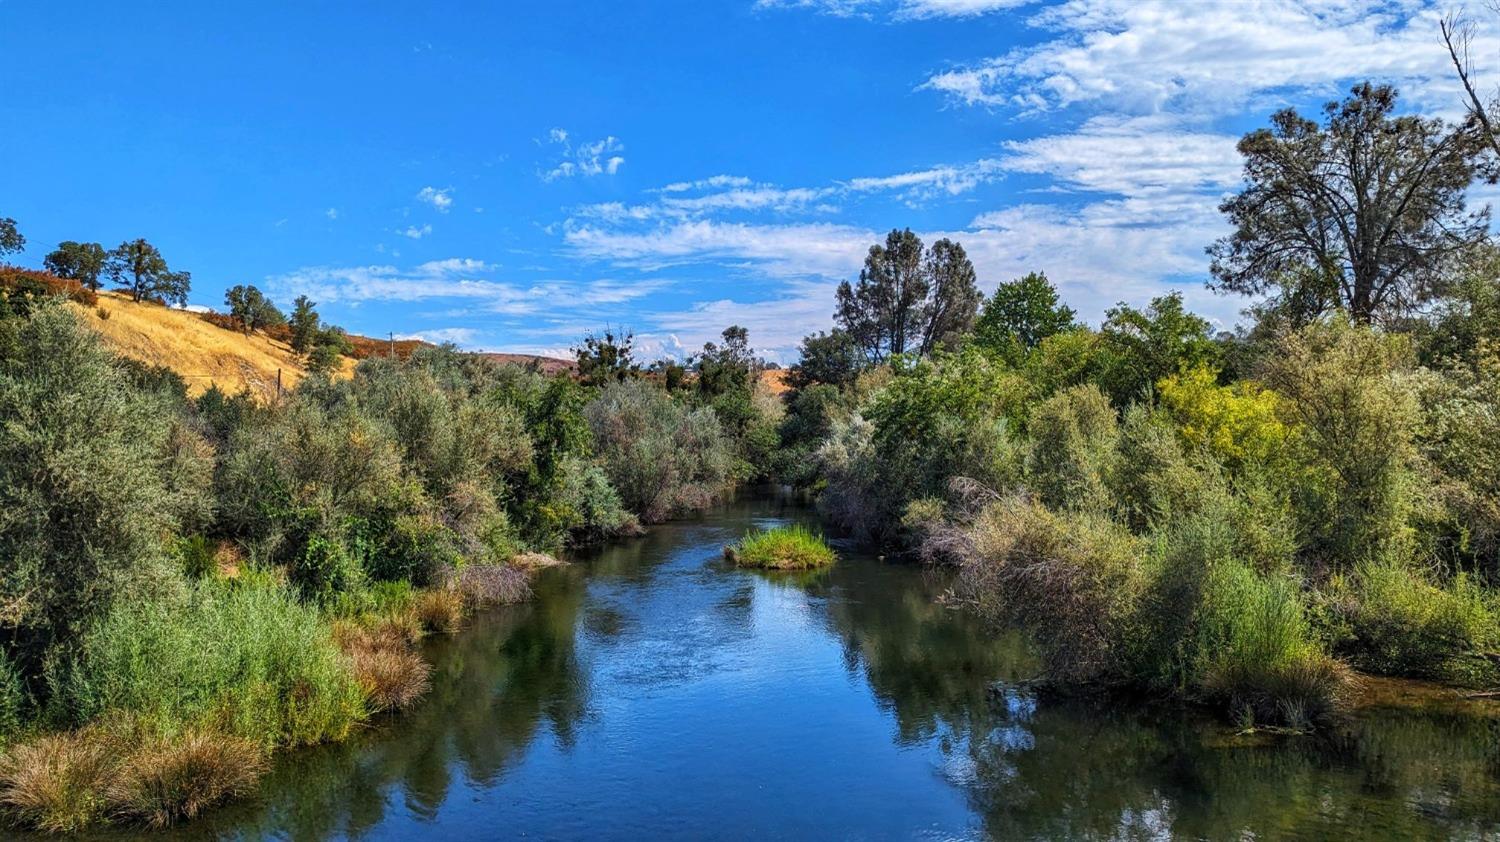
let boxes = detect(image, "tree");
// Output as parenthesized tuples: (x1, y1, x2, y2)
(919, 238, 982, 355)
(836, 230, 983, 363)
(0, 219, 22, 258)
(696, 325, 757, 399)
(224, 284, 284, 334)
(288, 295, 320, 354)
(837, 229, 928, 363)
(974, 271, 1077, 360)
(1097, 292, 1219, 406)
(106, 238, 191, 305)
(573, 328, 638, 387)
(42, 241, 107, 290)
(788, 329, 862, 389)
(1209, 83, 1486, 325)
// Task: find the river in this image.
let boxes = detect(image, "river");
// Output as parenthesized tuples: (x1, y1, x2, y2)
(118, 495, 1498, 840)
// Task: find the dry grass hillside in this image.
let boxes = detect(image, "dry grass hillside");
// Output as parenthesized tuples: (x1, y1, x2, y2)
(73, 292, 355, 400)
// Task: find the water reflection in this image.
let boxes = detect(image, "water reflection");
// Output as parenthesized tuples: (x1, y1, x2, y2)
(84, 496, 1500, 840)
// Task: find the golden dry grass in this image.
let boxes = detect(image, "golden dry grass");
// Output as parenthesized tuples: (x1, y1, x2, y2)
(72, 292, 355, 400)
(107, 730, 266, 828)
(0, 731, 115, 832)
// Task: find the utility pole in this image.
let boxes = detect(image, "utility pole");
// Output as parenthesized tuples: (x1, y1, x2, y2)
(389, 332, 395, 358)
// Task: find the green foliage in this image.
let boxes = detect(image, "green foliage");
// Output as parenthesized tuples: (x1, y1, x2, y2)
(1026, 383, 1118, 512)
(1335, 561, 1498, 685)
(0, 302, 195, 665)
(55, 577, 365, 748)
(728, 524, 836, 569)
(573, 328, 638, 386)
(1157, 364, 1290, 471)
(1260, 317, 1420, 566)
(1210, 83, 1485, 324)
(42, 242, 107, 291)
(788, 329, 862, 389)
(106, 239, 189, 306)
(836, 230, 980, 362)
(287, 295, 319, 354)
(0, 217, 23, 256)
(585, 379, 739, 522)
(973, 271, 1077, 362)
(1096, 293, 1219, 406)
(223, 284, 284, 334)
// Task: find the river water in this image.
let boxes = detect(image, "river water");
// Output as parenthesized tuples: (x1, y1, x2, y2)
(130, 496, 1497, 840)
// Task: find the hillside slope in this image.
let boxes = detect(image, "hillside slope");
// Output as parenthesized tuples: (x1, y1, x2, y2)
(73, 292, 353, 400)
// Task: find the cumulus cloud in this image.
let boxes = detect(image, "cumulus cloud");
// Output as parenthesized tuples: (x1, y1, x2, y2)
(417, 186, 454, 212)
(400, 224, 433, 239)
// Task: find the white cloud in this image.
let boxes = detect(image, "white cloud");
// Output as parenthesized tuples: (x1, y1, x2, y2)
(921, 0, 1471, 115)
(565, 219, 876, 278)
(399, 224, 433, 239)
(395, 327, 482, 346)
(542, 130, 627, 181)
(754, 0, 1028, 19)
(845, 158, 1006, 201)
(417, 186, 454, 212)
(1000, 116, 1240, 199)
(325, 208, 340, 220)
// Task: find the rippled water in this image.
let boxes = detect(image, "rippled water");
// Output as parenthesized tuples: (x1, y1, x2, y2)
(106, 496, 1499, 840)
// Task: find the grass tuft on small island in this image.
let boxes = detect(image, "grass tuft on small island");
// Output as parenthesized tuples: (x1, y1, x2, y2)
(725, 525, 836, 570)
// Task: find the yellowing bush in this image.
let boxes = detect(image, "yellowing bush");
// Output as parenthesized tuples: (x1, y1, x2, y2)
(1158, 365, 1289, 469)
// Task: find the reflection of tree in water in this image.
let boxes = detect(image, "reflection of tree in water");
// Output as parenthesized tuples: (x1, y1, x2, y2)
(812, 556, 1035, 746)
(814, 554, 1500, 840)
(964, 698, 1500, 840)
(148, 568, 593, 842)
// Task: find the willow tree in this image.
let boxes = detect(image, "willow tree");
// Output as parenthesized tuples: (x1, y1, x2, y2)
(1209, 83, 1486, 325)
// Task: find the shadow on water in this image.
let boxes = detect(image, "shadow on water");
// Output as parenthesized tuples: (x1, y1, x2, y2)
(82, 494, 1500, 840)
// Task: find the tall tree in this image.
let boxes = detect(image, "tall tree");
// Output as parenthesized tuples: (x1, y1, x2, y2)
(288, 295, 320, 354)
(224, 284, 284, 334)
(973, 271, 1077, 359)
(106, 239, 191, 305)
(43, 242, 108, 290)
(837, 229, 927, 363)
(696, 325, 758, 399)
(0, 218, 22, 257)
(1209, 83, 1486, 325)
(919, 238, 981, 356)
(836, 229, 981, 363)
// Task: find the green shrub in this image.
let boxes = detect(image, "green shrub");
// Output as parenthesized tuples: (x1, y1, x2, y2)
(0, 302, 192, 665)
(955, 496, 1145, 683)
(1260, 318, 1421, 567)
(1026, 383, 1118, 512)
(56, 578, 365, 749)
(586, 379, 739, 522)
(1340, 560, 1498, 685)
(727, 525, 836, 570)
(174, 536, 217, 580)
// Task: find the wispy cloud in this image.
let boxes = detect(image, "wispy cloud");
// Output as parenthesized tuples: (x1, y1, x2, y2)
(325, 208, 340, 220)
(754, 0, 1027, 19)
(399, 224, 433, 239)
(541, 129, 626, 181)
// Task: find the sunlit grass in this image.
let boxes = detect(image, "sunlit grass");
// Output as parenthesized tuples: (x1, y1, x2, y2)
(726, 525, 836, 570)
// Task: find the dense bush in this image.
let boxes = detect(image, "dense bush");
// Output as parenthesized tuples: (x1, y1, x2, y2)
(0, 303, 196, 667)
(585, 379, 739, 522)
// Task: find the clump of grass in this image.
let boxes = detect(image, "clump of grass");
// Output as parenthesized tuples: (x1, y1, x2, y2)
(725, 525, 836, 570)
(0, 731, 114, 832)
(106, 729, 265, 828)
(454, 563, 532, 607)
(332, 620, 430, 714)
(57, 577, 366, 750)
(414, 588, 464, 634)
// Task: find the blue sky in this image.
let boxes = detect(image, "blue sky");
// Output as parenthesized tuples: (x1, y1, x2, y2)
(0, 0, 1484, 361)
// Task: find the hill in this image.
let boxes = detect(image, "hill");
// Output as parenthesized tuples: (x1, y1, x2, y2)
(74, 291, 356, 400)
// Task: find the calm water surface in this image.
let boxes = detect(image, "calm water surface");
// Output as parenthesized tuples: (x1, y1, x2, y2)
(115, 497, 1499, 840)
